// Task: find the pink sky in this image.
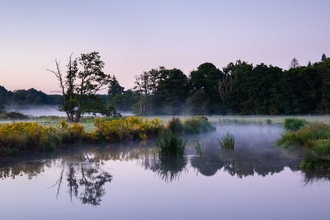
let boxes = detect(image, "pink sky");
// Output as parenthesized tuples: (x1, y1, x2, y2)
(1, 0, 329, 94)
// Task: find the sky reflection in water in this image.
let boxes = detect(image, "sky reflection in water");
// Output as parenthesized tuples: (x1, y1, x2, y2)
(1, 125, 330, 220)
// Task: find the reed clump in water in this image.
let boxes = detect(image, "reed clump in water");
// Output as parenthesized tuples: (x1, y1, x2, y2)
(156, 131, 187, 157)
(191, 138, 205, 157)
(217, 132, 235, 149)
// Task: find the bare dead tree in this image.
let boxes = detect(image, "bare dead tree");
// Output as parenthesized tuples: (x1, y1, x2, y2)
(289, 57, 299, 69)
(217, 74, 233, 102)
(46, 59, 69, 119)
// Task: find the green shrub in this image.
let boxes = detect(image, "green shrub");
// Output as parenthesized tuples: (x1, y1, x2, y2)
(0, 122, 59, 152)
(156, 131, 187, 157)
(58, 121, 86, 145)
(283, 118, 308, 131)
(166, 117, 183, 134)
(90, 116, 164, 142)
(217, 132, 235, 149)
(183, 117, 215, 134)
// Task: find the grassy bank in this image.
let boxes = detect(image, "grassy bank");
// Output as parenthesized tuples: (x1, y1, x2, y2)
(0, 116, 215, 156)
(276, 119, 330, 169)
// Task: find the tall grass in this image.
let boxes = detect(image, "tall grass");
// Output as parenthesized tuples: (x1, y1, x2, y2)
(217, 132, 235, 149)
(191, 138, 205, 157)
(156, 131, 187, 157)
(277, 122, 330, 169)
(276, 122, 330, 148)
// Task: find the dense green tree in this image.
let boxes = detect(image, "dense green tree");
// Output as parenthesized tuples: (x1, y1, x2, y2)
(154, 67, 188, 115)
(321, 53, 327, 62)
(48, 52, 113, 122)
(307, 61, 312, 67)
(251, 64, 283, 114)
(225, 60, 253, 114)
(315, 58, 330, 113)
(108, 75, 124, 100)
(0, 86, 8, 104)
(188, 62, 223, 114)
(9, 88, 48, 106)
(110, 89, 139, 111)
(0, 102, 5, 113)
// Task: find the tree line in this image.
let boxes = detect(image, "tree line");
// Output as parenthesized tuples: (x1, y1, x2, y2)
(0, 86, 61, 111)
(1, 52, 329, 119)
(111, 53, 330, 115)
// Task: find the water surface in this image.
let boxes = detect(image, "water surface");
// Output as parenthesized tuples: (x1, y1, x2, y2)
(1, 125, 329, 220)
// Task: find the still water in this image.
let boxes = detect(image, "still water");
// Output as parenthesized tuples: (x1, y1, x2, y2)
(1, 125, 329, 220)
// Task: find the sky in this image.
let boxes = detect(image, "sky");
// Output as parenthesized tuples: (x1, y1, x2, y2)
(1, 0, 329, 94)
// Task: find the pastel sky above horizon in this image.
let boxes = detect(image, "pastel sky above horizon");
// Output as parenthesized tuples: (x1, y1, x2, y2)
(1, 0, 329, 94)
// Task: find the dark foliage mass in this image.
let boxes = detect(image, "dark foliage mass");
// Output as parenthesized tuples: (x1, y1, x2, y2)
(127, 55, 330, 115)
(1, 54, 330, 116)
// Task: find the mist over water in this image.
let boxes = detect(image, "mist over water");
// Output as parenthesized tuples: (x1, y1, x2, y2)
(1, 124, 330, 220)
(5, 105, 66, 117)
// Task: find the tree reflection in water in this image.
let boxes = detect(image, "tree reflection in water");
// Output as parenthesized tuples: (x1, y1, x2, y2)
(190, 147, 224, 176)
(52, 154, 113, 206)
(190, 144, 302, 178)
(150, 157, 188, 183)
(1, 136, 330, 191)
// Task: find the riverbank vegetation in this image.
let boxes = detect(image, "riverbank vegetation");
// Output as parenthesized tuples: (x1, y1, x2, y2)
(276, 119, 330, 169)
(0, 116, 214, 156)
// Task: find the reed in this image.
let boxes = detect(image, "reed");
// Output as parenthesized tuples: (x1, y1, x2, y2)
(156, 131, 187, 157)
(276, 122, 330, 148)
(191, 138, 205, 157)
(217, 132, 235, 149)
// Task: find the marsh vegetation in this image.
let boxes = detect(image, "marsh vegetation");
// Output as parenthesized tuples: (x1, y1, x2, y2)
(276, 118, 330, 169)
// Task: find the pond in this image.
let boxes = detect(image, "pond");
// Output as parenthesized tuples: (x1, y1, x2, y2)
(1, 124, 329, 220)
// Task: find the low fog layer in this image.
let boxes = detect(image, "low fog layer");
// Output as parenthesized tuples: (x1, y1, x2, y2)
(5, 105, 133, 117)
(5, 105, 66, 117)
(190, 124, 284, 152)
